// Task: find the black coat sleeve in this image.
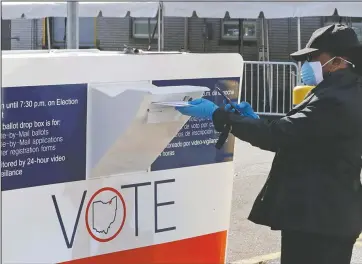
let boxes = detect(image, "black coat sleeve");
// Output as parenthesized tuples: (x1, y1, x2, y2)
(212, 96, 350, 152)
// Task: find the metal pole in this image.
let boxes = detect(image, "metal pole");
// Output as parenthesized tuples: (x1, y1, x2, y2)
(297, 17, 302, 83)
(46, 17, 51, 51)
(157, 3, 161, 51)
(266, 20, 270, 62)
(66, 1, 79, 49)
(238, 19, 244, 55)
(261, 18, 265, 61)
(266, 19, 272, 112)
(161, 2, 164, 51)
(184, 17, 188, 51)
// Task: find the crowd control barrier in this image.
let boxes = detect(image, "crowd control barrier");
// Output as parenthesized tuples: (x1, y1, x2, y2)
(1, 50, 244, 264)
(242, 61, 299, 116)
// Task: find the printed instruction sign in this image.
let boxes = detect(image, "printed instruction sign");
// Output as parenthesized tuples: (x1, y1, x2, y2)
(1, 84, 87, 191)
(151, 77, 240, 171)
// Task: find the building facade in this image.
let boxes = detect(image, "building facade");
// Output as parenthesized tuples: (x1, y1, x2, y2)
(4, 15, 362, 114)
(6, 16, 362, 60)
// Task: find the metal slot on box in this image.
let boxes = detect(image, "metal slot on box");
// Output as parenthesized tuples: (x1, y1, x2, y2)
(147, 86, 207, 124)
(87, 82, 209, 178)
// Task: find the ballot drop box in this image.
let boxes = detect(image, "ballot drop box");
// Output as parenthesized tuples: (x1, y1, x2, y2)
(1, 50, 244, 264)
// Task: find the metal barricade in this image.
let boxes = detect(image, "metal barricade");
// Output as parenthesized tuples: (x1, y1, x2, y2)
(241, 61, 299, 116)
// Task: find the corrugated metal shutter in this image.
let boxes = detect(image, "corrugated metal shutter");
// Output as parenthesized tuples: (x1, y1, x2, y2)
(267, 17, 322, 61)
(163, 17, 185, 51)
(2, 20, 12, 50)
(97, 17, 161, 51)
(267, 18, 290, 61)
(11, 19, 42, 50)
(97, 17, 130, 51)
(188, 17, 205, 52)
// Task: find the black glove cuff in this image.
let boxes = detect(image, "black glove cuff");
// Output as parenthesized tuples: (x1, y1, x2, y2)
(212, 108, 232, 132)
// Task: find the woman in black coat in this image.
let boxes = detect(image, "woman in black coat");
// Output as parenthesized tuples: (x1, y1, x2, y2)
(176, 24, 362, 264)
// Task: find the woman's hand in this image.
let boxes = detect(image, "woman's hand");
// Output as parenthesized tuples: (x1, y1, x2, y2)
(175, 98, 219, 119)
(225, 101, 259, 119)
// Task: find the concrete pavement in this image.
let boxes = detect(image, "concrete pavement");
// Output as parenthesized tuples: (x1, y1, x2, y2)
(226, 140, 362, 264)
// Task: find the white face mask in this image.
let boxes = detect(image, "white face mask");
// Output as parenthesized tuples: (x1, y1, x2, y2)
(301, 57, 355, 86)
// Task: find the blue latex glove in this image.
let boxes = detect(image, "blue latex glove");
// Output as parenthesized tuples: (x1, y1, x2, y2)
(225, 101, 259, 119)
(175, 98, 219, 119)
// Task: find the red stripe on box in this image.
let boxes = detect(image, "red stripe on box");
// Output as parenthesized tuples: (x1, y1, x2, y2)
(60, 231, 227, 264)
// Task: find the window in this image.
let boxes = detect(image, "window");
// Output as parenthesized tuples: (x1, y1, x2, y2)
(132, 18, 159, 39)
(51, 17, 96, 48)
(351, 22, 362, 43)
(221, 20, 257, 41)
